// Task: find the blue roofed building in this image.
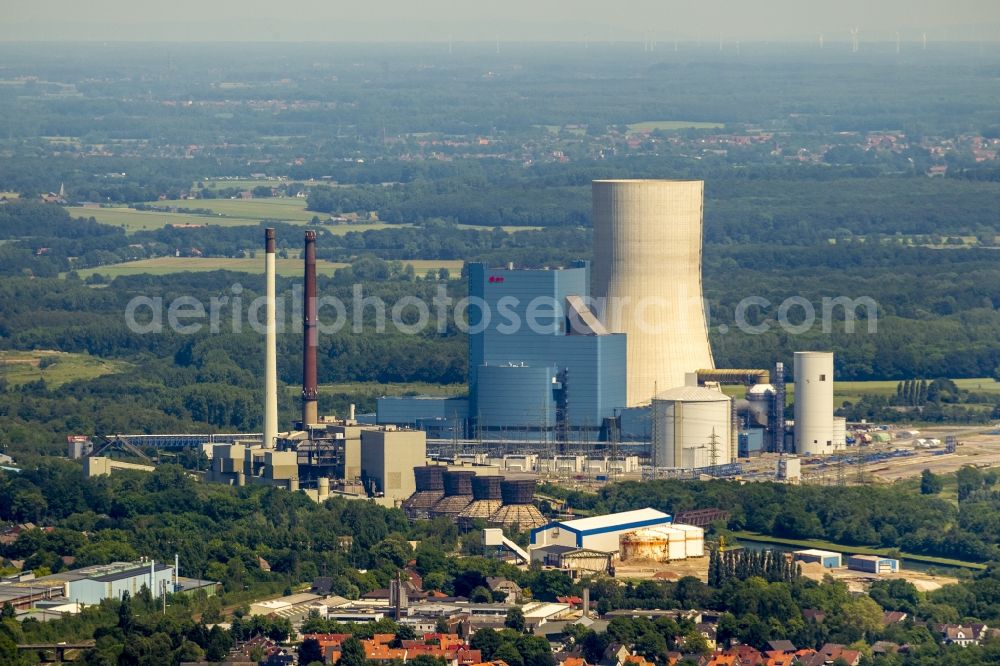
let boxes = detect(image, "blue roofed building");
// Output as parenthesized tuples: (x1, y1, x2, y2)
(529, 508, 673, 554)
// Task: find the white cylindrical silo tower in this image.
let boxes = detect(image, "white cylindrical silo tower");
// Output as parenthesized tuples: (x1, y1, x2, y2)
(591, 180, 714, 406)
(794, 351, 835, 455)
(833, 417, 847, 450)
(652, 386, 732, 470)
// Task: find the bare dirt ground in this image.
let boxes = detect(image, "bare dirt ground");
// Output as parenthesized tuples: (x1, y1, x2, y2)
(797, 561, 959, 593)
(614, 555, 709, 582)
(870, 426, 1000, 482)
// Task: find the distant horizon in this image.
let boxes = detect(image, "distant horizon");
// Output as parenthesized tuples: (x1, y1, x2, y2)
(3, 1, 999, 43)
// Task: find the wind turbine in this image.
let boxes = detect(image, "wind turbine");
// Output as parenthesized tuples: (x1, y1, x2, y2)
(922, 32, 927, 50)
(819, 33, 825, 49)
(896, 31, 901, 55)
(850, 27, 859, 53)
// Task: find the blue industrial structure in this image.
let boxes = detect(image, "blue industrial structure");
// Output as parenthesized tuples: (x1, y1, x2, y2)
(738, 429, 765, 458)
(468, 262, 626, 441)
(377, 262, 628, 442)
(375, 397, 468, 438)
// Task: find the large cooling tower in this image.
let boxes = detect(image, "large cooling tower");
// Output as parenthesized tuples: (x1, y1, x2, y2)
(793, 351, 834, 455)
(591, 180, 714, 406)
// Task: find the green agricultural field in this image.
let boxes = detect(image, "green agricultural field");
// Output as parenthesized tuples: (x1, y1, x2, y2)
(0, 350, 129, 388)
(627, 120, 725, 132)
(198, 178, 326, 191)
(144, 197, 324, 222)
(720, 377, 1000, 406)
(67, 204, 398, 234)
(456, 223, 545, 232)
(71, 206, 265, 231)
(287, 382, 467, 398)
(71, 256, 464, 279)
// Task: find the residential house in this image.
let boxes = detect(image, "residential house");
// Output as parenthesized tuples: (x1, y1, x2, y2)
(601, 643, 630, 666)
(882, 611, 908, 626)
(485, 577, 521, 603)
(942, 625, 979, 647)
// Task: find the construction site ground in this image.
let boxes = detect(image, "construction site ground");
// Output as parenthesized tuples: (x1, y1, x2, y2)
(614, 555, 709, 583)
(734, 424, 1000, 485)
(796, 561, 959, 593)
(867, 426, 1000, 482)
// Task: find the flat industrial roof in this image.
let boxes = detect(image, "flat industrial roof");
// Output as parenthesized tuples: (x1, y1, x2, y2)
(90, 563, 171, 583)
(551, 508, 671, 534)
(794, 549, 840, 557)
(521, 602, 570, 619)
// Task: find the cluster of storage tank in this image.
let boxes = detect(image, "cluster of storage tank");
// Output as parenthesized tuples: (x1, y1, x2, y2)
(619, 524, 705, 562)
(401, 467, 546, 532)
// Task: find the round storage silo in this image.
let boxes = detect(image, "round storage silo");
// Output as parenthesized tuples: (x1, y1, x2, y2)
(672, 524, 705, 558)
(833, 417, 847, 450)
(745, 383, 775, 428)
(652, 386, 732, 470)
(619, 526, 687, 561)
(793, 351, 835, 455)
(620, 528, 671, 562)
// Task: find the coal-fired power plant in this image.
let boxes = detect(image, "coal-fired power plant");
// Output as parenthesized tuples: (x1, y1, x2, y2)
(263, 228, 278, 449)
(203, 226, 428, 506)
(591, 180, 715, 406)
(302, 230, 319, 427)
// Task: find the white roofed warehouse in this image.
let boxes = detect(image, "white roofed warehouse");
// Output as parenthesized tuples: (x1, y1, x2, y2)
(529, 508, 672, 555)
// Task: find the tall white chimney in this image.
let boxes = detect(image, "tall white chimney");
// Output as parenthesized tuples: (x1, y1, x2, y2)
(264, 228, 279, 449)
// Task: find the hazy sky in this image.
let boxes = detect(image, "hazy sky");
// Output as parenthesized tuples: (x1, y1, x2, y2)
(4, 0, 999, 42)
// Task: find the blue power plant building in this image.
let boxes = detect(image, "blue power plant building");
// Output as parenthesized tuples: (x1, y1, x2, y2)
(377, 262, 628, 442)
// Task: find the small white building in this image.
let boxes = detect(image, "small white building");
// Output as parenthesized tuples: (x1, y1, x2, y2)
(793, 549, 842, 569)
(529, 508, 672, 553)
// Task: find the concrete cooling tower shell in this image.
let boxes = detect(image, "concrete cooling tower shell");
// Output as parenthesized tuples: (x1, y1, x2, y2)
(490, 479, 546, 532)
(794, 351, 835, 455)
(457, 475, 503, 530)
(430, 470, 474, 517)
(402, 466, 446, 520)
(591, 180, 715, 406)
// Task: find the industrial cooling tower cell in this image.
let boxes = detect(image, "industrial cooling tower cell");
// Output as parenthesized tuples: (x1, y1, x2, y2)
(591, 180, 715, 406)
(430, 470, 475, 517)
(413, 466, 445, 492)
(499, 478, 536, 504)
(442, 470, 475, 496)
(470, 475, 502, 499)
(457, 475, 504, 530)
(489, 479, 546, 532)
